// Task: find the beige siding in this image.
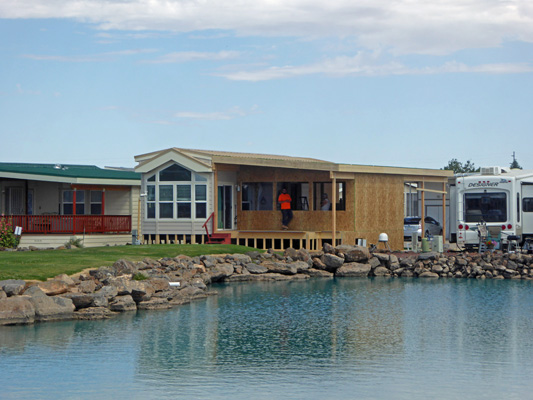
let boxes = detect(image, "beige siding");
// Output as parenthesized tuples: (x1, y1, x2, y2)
(19, 234, 133, 249)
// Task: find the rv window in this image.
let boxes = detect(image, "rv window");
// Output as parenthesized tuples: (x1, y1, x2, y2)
(464, 192, 507, 222)
(523, 198, 533, 213)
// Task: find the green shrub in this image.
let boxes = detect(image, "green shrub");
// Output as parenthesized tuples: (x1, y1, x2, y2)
(133, 272, 148, 281)
(0, 217, 18, 248)
(65, 237, 84, 249)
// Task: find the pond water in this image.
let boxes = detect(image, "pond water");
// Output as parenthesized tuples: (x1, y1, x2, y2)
(1, 278, 533, 399)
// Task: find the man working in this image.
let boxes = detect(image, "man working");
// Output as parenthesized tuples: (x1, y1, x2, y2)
(277, 187, 293, 230)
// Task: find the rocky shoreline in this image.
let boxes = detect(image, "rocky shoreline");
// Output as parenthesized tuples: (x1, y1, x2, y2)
(1, 244, 532, 326)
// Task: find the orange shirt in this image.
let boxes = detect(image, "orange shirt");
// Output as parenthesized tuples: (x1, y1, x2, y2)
(278, 193, 292, 210)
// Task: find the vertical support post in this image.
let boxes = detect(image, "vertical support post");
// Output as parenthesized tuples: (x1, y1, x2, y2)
(420, 181, 425, 237)
(332, 172, 337, 246)
(73, 189, 77, 234)
(213, 164, 218, 234)
(442, 181, 447, 241)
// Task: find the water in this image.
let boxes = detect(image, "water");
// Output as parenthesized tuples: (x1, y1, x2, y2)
(2, 278, 533, 399)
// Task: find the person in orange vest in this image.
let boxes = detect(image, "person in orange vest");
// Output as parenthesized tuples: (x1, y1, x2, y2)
(277, 187, 293, 230)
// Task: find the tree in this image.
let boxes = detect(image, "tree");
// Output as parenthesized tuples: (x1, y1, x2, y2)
(510, 152, 522, 169)
(442, 158, 479, 174)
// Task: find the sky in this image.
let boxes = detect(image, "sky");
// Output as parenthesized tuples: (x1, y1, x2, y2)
(1, 0, 532, 170)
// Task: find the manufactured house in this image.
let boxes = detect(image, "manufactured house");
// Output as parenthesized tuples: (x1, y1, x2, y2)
(0, 163, 141, 248)
(135, 148, 452, 250)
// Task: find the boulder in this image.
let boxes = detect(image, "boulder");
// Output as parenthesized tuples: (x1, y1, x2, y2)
(96, 285, 118, 300)
(306, 268, 334, 278)
(336, 262, 371, 277)
(0, 279, 26, 297)
(0, 290, 6, 300)
(373, 266, 391, 277)
(89, 266, 117, 281)
(323, 243, 335, 254)
(264, 262, 298, 275)
(208, 263, 234, 282)
(321, 254, 344, 270)
(113, 259, 137, 276)
(149, 277, 171, 292)
(225, 254, 252, 265)
(109, 295, 137, 312)
(24, 286, 75, 322)
(245, 263, 268, 274)
(64, 293, 94, 310)
(292, 261, 310, 273)
(284, 247, 299, 260)
(78, 280, 97, 294)
(336, 245, 371, 262)
(0, 296, 35, 325)
(37, 279, 70, 296)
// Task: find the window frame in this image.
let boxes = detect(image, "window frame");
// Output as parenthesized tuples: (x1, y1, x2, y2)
(143, 163, 209, 221)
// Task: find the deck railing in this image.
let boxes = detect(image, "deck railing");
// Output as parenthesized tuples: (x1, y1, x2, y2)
(1, 215, 132, 234)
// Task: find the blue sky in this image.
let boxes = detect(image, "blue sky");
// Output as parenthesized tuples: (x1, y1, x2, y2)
(1, 0, 532, 170)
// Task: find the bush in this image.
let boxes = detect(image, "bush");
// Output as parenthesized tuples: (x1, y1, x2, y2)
(65, 237, 84, 249)
(0, 217, 18, 248)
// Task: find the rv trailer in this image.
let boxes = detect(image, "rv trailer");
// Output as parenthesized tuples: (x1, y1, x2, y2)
(452, 167, 533, 250)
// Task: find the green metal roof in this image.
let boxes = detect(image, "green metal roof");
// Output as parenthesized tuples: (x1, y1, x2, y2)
(0, 162, 140, 181)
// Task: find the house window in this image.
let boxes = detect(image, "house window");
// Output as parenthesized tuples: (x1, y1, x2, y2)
(63, 190, 85, 215)
(90, 191, 103, 215)
(147, 185, 156, 219)
(144, 164, 208, 220)
(276, 182, 309, 211)
(195, 185, 207, 218)
(242, 183, 273, 210)
(313, 182, 346, 211)
(159, 185, 174, 218)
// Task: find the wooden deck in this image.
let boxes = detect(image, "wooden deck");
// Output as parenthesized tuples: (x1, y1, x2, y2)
(142, 230, 344, 250)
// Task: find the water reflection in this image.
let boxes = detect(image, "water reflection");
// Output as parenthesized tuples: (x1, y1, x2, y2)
(1, 278, 533, 399)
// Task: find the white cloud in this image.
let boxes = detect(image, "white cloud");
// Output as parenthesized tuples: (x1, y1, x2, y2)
(1, 0, 532, 55)
(175, 106, 258, 120)
(21, 49, 157, 62)
(214, 53, 533, 81)
(144, 51, 240, 64)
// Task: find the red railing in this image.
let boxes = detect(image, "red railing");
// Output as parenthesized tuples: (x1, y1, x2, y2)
(2, 215, 131, 234)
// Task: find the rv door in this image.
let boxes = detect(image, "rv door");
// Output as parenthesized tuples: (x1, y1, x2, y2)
(522, 183, 533, 236)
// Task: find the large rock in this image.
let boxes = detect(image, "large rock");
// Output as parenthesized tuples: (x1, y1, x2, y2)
(37, 279, 70, 296)
(208, 263, 234, 282)
(113, 259, 137, 276)
(372, 266, 391, 277)
(0, 296, 35, 325)
(0, 280, 26, 296)
(321, 254, 344, 270)
(336, 245, 371, 262)
(24, 286, 75, 322)
(109, 295, 137, 312)
(264, 262, 298, 275)
(245, 263, 268, 274)
(64, 293, 94, 310)
(306, 268, 334, 278)
(292, 261, 310, 273)
(335, 262, 371, 277)
(225, 254, 252, 265)
(78, 280, 97, 294)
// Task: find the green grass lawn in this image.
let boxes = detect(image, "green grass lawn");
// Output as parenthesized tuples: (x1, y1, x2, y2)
(0, 244, 259, 282)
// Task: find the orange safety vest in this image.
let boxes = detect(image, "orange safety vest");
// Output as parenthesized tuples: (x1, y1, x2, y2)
(278, 193, 292, 210)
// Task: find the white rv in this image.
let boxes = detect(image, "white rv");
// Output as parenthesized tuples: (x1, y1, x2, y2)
(451, 167, 533, 249)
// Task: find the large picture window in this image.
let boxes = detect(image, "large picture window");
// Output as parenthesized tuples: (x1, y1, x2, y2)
(313, 182, 346, 211)
(242, 183, 273, 210)
(144, 164, 209, 220)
